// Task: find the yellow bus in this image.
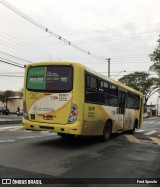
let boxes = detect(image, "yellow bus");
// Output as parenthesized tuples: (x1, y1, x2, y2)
(22, 62, 143, 141)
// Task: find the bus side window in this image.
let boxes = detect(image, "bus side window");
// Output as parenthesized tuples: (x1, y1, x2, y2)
(98, 80, 110, 105)
(118, 91, 126, 114)
(85, 74, 99, 103)
(87, 75, 90, 87)
(86, 75, 97, 90)
(99, 81, 104, 92)
(104, 82, 109, 94)
(99, 80, 109, 93)
(104, 82, 110, 105)
(134, 95, 140, 109)
(109, 84, 118, 107)
(90, 76, 98, 90)
(126, 92, 134, 109)
(110, 84, 118, 96)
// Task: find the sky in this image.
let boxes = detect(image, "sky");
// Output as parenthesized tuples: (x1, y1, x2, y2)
(0, 0, 160, 104)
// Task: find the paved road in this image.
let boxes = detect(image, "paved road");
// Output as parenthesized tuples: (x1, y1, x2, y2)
(0, 118, 159, 186)
(0, 114, 22, 125)
(124, 117, 160, 145)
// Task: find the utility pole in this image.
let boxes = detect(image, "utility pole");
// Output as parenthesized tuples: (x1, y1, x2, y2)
(106, 58, 111, 77)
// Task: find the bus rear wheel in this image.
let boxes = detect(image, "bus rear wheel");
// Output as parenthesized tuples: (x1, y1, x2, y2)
(58, 133, 75, 139)
(129, 120, 138, 134)
(102, 121, 112, 142)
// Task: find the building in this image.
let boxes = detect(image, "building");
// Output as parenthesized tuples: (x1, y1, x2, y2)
(146, 104, 157, 117)
(0, 91, 23, 113)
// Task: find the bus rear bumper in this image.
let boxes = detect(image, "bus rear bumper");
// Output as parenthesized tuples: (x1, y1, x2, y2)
(22, 118, 82, 135)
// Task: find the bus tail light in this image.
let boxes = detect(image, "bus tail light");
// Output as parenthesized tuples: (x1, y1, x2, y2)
(23, 101, 28, 119)
(67, 104, 78, 124)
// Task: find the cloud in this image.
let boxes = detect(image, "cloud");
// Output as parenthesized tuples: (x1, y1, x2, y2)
(0, 0, 160, 92)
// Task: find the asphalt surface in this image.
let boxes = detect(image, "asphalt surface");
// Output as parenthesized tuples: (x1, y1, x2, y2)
(0, 114, 22, 124)
(0, 117, 159, 186)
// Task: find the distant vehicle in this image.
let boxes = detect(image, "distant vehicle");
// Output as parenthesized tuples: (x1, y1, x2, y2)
(0, 107, 9, 115)
(143, 113, 149, 118)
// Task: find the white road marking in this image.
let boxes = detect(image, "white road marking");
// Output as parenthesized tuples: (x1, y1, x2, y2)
(18, 135, 44, 139)
(144, 130, 157, 135)
(44, 132, 57, 136)
(40, 131, 57, 135)
(0, 139, 15, 143)
(135, 129, 145, 132)
(0, 127, 57, 143)
(40, 131, 50, 134)
(148, 121, 154, 124)
(0, 126, 22, 131)
(156, 122, 160, 124)
(9, 127, 22, 131)
(18, 136, 38, 139)
(23, 130, 32, 132)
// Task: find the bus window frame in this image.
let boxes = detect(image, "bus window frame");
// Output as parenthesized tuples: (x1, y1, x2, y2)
(85, 73, 99, 104)
(126, 92, 140, 110)
(85, 72, 118, 107)
(26, 65, 74, 93)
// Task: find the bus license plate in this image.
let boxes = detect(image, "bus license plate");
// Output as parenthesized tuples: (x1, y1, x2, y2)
(43, 115, 53, 120)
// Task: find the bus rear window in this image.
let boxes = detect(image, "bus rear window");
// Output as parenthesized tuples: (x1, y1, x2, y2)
(27, 66, 73, 92)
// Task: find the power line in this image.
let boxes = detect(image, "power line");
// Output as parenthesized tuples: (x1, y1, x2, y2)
(0, 0, 107, 60)
(48, 54, 149, 59)
(0, 32, 56, 60)
(0, 59, 24, 68)
(2, 30, 158, 46)
(72, 31, 159, 44)
(65, 22, 160, 36)
(0, 56, 23, 66)
(5, 22, 160, 38)
(1, 31, 157, 47)
(0, 50, 31, 63)
(0, 38, 45, 61)
(0, 30, 61, 60)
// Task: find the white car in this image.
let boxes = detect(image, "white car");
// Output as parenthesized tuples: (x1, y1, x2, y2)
(143, 113, 149, 118)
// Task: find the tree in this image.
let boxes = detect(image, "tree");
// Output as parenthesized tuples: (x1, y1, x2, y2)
(0, 90, 14, 108)
(149, 35, 160, 92)
(118, 72, 156, 105)
(149, 34, 160, 75)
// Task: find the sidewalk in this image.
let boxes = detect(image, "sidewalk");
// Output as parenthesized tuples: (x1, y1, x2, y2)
(0, 114, 22, 125)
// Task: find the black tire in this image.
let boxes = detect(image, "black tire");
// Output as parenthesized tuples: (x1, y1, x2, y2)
(58, 133, 74, 139)
(102, 121, 112, 142)
(129, 120, 137, 134)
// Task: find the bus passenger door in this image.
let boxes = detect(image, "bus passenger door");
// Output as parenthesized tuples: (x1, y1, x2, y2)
(118, 91, 126, 130)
